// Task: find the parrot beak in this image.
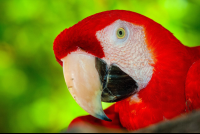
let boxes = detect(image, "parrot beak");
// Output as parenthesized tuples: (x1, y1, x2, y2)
(62, 53, 111, 121)
(62, 52, 138, 121)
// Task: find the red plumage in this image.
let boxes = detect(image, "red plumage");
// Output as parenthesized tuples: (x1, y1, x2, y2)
(67, 105, 122, 131)
(53, 10, 200, 131)
(54, 10, 164, 65)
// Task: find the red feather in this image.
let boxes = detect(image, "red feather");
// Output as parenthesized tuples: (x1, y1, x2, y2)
(53, 10, 200, 131)
(54, 10, 166, 65)
(67, 104, 123, 131)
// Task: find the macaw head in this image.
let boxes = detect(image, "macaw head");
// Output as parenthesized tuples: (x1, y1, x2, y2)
(53, 10, 182, 121)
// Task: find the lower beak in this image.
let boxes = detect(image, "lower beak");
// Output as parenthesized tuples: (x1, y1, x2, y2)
(62, 53, 138, 121)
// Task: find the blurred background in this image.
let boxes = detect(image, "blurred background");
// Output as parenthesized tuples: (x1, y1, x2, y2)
(0, 0, 200, 132)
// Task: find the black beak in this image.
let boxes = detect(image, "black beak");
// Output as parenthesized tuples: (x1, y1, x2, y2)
(95, 58, 138, 102)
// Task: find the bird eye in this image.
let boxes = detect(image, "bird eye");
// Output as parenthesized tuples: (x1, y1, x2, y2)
(116, 28, 126, 39)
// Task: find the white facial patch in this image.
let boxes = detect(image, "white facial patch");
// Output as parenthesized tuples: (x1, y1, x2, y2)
(96, 20, 154, 91)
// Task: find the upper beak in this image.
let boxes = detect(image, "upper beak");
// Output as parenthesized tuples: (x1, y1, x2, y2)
(62, 52, 138, 121)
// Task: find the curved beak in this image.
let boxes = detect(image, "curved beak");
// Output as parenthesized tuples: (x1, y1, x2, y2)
(62, 53, 111, 121)
(62, 53, 138, 121)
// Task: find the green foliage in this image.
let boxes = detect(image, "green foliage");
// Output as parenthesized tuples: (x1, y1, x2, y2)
(0, 0, 199, 132)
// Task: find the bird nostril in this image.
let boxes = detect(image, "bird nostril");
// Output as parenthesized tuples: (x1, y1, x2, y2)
(79, 47, 86, 52)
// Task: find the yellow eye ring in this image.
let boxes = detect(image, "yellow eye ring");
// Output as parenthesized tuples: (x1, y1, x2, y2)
(116, 28, 126, 39)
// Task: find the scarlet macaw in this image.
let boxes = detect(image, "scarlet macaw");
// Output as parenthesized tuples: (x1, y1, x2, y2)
(53, 10, 200, 131)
